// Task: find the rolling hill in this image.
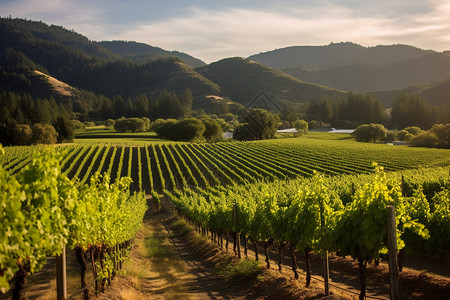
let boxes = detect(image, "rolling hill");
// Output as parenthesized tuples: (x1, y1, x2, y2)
(283, 52, 450, 92)
(196, 57, 345, 106)
(248, 42, 450, 96)
(0, 18, 219, 105)
(419, 80, 450, 107)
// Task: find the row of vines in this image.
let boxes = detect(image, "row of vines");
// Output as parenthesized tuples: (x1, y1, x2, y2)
(0, 146, 147, 299)
(2, 139, 448, 196)
(167, 166, 450, 299)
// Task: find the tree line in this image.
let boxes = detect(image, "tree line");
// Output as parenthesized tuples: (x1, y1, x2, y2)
(300, 92, 449, 130)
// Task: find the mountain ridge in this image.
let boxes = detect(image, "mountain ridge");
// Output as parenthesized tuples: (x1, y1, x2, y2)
(247, 42, 434, 69)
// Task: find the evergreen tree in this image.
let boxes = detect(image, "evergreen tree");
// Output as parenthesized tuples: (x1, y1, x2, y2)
(391, 93, 434, 129)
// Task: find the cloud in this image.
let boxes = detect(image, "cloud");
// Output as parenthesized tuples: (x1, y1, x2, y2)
(1, 0, 449, 62)
(112, 2, 450, 62)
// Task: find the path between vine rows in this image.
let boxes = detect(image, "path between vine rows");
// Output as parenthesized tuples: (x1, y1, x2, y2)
(99, 197, 450, 300)
(7, 196, 450, 300)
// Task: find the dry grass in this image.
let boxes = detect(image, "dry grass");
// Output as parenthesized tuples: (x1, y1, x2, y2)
(33, 70, 77, 96)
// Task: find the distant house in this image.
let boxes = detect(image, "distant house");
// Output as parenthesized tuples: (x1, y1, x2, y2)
(223, 131, 233, 139)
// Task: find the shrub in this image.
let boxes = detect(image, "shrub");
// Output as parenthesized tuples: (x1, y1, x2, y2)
(293, 119, 308, 134)
(404, 126, 422, 135)
(105, 119, 115, 128)
(410, 124, 449, 148)
(385, 131, 396, 143)
(71, 120, 85, 130)
(114, 117, 147, 133)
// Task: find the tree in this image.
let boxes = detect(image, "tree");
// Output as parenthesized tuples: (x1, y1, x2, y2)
(234, 109, 279, 140)
(54, 116, 75, 143)
(12, 124, 32, 145)
(114, 117, 146, 133)
(352, 123, 387, 142)
(403, 126, 422, 135)
(336, 93, 385, 124)
(172, 118, 206, 141)
(31, 123, 58, 144)
(391, 94, 433, 129)
(280, 102, 298, 123)
(308, 97, 333, 122)
(199, 117, 223, 142)
(152, 118, 178, 139)
(142, 117, 151, 131)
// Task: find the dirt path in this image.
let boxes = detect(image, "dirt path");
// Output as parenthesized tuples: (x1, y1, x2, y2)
(98, 197, 252, 300)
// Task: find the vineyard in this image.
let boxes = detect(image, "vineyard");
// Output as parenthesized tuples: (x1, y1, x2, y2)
(1, 137, 450, 299)
(2, 138, 449, 195)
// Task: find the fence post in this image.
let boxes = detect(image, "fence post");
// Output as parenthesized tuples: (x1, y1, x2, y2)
(56, 245, 67, 300)
(387, 206, 400, 300)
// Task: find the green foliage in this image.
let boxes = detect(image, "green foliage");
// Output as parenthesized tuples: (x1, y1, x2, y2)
(71, 119, 85, 129)
(403, 126, 422, 135)
(293, 119, 308, 133)
(392, 93, 433, 129)
(0, 147, 73, 292)
(234, 109, 279, 140)
(0, 146, 146, 293)
(384, 131, 396, 143)
(12, 124, 32, 145)
(333, 166, 403, 259)
(410, 123, 450, 148)
(31, 123, 58, 144)
(335, 92, 386, 124)
(114, 117, 149, 133)
(198, 116, 223, 142)
(217, 259, 263, 282)
(99, 40, 206, 67)
(105, 119, 115, 128)
(171, 164, 439, 266)
(353, 123, 387, 142)
(54, 116, 75, 143)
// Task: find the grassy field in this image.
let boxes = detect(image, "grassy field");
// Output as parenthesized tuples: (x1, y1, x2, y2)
(74, 126, 174, 145)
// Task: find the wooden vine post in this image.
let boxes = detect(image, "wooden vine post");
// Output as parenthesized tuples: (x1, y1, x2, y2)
(233, 202, 241, 259)
(56, 245, 67, 300)
(320, 204, 330, 296)
(387, 206, 400, 300)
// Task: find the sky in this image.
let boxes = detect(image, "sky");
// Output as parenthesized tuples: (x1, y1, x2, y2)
(1, 0, 449, 63)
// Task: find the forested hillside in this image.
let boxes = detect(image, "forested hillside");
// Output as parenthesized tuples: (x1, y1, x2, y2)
(282, 52, 450, 92)
(196, 57, 345, 105)
(99, 40, 206, 67)
(248, 42, 432, 69)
